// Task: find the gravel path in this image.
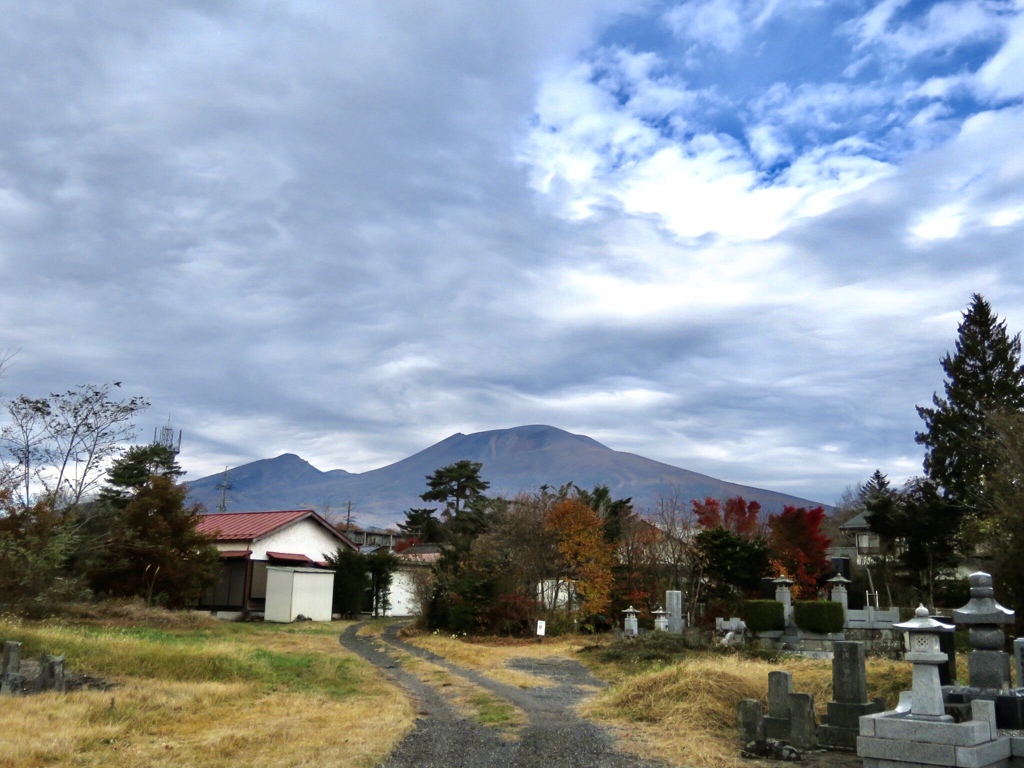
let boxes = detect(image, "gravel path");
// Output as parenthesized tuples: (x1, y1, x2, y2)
(339, 624, 669, 768)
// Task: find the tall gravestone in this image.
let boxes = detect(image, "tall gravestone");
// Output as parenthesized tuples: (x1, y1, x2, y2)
(665, 590, 683, 634)
(818, 641, 884, 749)
(764, 670, 793, 740)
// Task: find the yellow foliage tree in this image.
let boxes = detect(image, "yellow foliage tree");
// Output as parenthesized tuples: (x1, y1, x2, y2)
(544, 498, 615, 620)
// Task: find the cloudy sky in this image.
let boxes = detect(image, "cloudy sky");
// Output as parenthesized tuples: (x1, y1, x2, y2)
(1, 0, 1022, 507)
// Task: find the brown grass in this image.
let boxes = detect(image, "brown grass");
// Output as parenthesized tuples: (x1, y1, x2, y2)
(57, 598, 224, 630)
(582, 652, 913, 768)
(0, 616, 415, 768)
(1, 680, 411, 768)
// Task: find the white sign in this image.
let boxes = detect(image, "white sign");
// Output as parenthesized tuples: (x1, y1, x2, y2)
(536, 620, 546, 637)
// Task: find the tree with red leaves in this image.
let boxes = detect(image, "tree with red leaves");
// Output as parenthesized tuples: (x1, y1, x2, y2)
(691, 496, 762, 538)
(767, 505, 832, 598)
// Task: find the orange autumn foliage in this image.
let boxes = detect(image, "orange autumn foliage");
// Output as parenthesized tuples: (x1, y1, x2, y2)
(544, 498, 616, 618)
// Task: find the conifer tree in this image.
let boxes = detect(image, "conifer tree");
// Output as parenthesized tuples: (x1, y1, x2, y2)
(916, 294, 1024, 514)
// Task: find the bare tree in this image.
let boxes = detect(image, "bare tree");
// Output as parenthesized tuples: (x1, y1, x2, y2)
(652, 485, 704, 624)
(1, 383, 148, 509)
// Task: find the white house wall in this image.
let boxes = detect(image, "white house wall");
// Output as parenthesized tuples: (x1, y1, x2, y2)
(248, 519, 347, 561)
(385, 568, 421, 618)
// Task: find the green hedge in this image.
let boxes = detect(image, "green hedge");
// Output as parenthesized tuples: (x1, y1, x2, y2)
(793, 600, 844, 634)
(739, 600, 785, 632)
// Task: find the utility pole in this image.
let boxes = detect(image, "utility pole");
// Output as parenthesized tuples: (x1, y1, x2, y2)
(215, 467, 232, 513)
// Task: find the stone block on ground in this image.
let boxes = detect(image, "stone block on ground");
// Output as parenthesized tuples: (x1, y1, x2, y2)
(968, 651, 1011, 692)
(788, 692, 816, 749)
(737, 698, 764, 744)
(36, 654, 65, 693)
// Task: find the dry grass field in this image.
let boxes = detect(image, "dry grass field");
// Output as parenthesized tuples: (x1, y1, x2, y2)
(0, 606, 415, 768)
(581, 652, 911, 768)
(400, 629, 597, 689)
(403, 630, 913, 768)
(0, 605, 919, 768)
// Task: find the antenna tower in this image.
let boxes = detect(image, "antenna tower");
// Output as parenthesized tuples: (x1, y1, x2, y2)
(154, 418, 182, 457)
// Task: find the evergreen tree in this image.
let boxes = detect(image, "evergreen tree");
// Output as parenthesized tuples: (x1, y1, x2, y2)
(916, 294, 1024, 516)
(88, 448, 219, 607)
(985, 411, 1024, 631)
(861, 469, 892, 500)
(97, 443, 182, 508)
(398, 507, 443, 543)
(693, 527, 770, 600)
(323, 546, 370, 618)
(421, 460, 490, 519)
(866, 478, 961, 608)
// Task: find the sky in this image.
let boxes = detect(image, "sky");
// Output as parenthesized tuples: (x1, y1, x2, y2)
(1, 0, 1023, 508)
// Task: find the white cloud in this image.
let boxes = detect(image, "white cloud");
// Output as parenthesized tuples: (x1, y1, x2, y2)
(665, 0, 746, 52)
(847, 0, 1006, 58)
(663, 0, 824, 52)
(975, 10, 1024, 99)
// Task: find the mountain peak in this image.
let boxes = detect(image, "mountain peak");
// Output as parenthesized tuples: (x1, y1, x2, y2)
(188, 425, 828, 527)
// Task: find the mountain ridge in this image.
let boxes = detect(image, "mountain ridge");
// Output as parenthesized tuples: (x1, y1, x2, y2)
(186, 425, 830, 528)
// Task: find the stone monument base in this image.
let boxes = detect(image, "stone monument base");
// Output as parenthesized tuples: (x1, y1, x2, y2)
(858, 704, 1011, 768)
(819, 699, 885, 750)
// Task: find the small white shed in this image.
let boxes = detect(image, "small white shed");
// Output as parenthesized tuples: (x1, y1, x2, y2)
(264, 566, 335, 623)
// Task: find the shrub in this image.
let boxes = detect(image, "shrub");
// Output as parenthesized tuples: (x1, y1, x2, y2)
(739, 600, 785, 632)
(793, 600, 844, 634)
(598, 631, 701, 664)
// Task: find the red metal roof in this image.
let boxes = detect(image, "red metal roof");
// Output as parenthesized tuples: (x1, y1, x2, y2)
(196, 510, 316, 541)
(219, 549, 252, 560)
(266, 551, 315, 564)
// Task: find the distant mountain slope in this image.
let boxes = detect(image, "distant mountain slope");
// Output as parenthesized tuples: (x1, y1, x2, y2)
(186, 425, 828, 528)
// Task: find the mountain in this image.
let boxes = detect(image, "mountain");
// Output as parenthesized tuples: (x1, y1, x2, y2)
(186, 425, 829, 528)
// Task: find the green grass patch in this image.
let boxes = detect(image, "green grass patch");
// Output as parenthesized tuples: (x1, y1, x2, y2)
(0, 617, 362, 700)
(472, 693, 516, 726)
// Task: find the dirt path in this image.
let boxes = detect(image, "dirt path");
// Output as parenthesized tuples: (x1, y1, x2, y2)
(339, 624, 669, 768)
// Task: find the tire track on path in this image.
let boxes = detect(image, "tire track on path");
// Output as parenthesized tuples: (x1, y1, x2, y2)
(340, 623, 668, 768)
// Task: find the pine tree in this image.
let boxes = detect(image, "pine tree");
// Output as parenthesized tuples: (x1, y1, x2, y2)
(916, 294, 1024, 513)
(88, 447, 219, 607)
(421, 460, 489, 519)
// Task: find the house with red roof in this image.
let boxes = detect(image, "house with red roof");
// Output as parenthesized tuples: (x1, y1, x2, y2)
(195, 509, 358, 619)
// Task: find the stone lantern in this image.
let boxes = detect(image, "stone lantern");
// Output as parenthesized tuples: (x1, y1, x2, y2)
(774, 576, 795, 626)
(953, 571, 1015, 691)
(894, 604, 954, 720)
(622, 605, 639, 637)
(652, 606, 668, 632)
(828, 573, 852, 622)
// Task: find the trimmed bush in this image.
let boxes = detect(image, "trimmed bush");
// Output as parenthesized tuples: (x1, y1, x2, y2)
(739, 600, 785, 632)
(793, 600, 844, 634)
